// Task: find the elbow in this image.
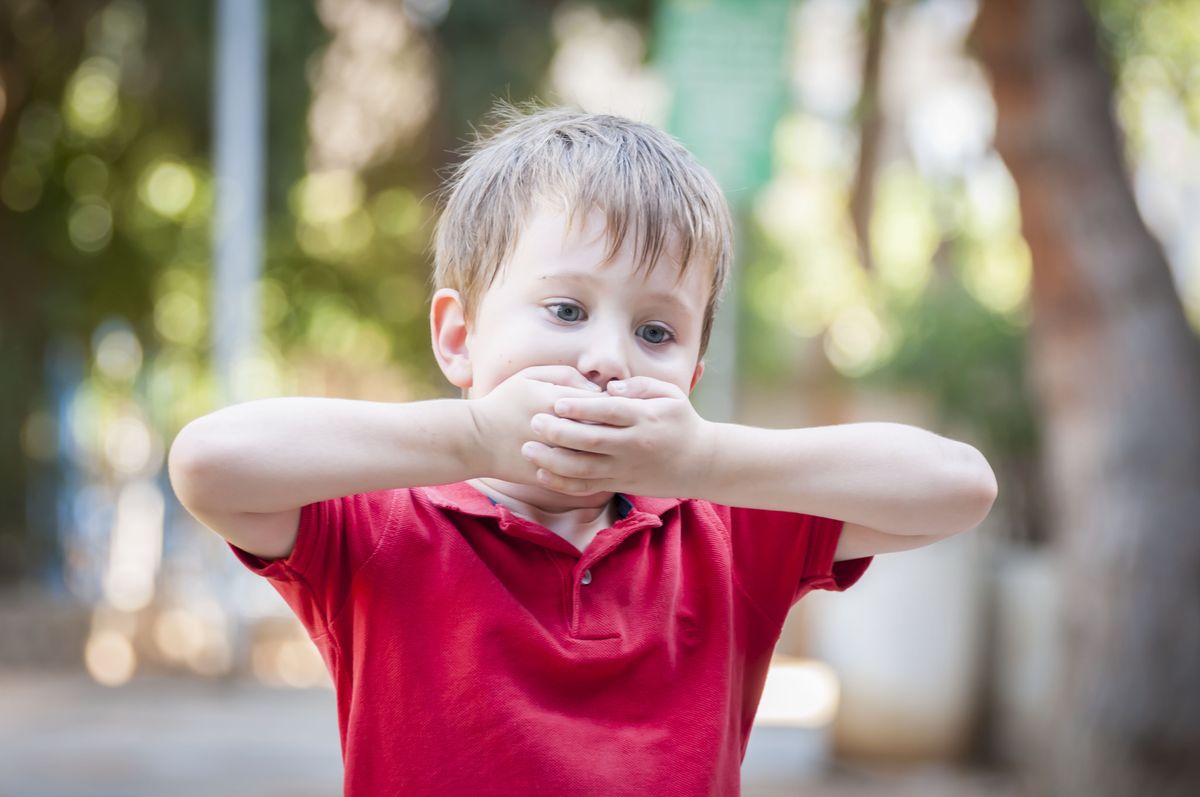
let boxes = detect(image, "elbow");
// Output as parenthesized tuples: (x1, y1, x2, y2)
(167, 428, 197, 506)
(167, 420, 218, 508)
(938, 441, 999, 536)
(959, 446, 999, 532)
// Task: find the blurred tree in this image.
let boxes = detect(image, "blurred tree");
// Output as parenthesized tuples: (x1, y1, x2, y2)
(0, 0, 109, 582)
(848, 0, 885, 275)
(971, 0, 1200, 794)
(0, 0, 661, 586)
(426, 0, 653, 190)
(0, 1, 325, 584)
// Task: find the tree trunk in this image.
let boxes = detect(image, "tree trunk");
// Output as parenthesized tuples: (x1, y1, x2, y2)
(970, 1, 1200, 795)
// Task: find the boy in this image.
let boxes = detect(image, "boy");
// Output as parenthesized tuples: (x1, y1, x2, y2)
(168, 103, 997, 795)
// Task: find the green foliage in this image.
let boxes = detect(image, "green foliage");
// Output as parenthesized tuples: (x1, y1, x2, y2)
(862, 265, 1038, 466)
(1090, 0, 1200, 138)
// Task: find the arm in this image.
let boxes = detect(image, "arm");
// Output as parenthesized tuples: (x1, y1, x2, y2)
(167, 397, 481, 558)
(697, 421, 998, 541)
(168, 365, 604, 559)
(168, 397, 482, 515)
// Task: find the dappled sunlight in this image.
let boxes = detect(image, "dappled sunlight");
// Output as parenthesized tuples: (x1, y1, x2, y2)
(102, 480, 163, 611)
(825, 303, 895, 379)
(68, 198, 113, 252)
(307, 0, 435, 173)
(253, 634, 330, 690)
(94, 322, 144, 382)
(84, 627, 137, 687)
(63, 57, 120, 139)
(548, 3, 669, 123)
(103, 414, 156, 477)
(229, 344, 287, 401)
(870, 163, 938, 301)
(291, 169, 376, 261)
(789, 0, 861, 120)
(139, 159, 197, 220)
(153, 290, 205, 346)
(756, 656, 841, 728)
(962, 237, 1032, 318)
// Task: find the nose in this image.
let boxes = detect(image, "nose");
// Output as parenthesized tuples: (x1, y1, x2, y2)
(576, 322, 632, 390)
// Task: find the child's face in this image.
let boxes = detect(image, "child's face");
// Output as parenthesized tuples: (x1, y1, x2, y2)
(436, 201, 708, 398)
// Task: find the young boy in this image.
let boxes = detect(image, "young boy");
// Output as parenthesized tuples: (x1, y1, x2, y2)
(168, 103, 997, 795)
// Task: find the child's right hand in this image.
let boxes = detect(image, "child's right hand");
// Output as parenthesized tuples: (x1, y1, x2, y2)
(468, 365, 604, 485)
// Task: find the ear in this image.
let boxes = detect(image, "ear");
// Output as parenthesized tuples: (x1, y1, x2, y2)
(430, 288, 473, 390)
(688, 359, 705, 394)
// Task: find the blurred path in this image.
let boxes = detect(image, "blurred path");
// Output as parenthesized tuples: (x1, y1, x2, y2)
(0, 671, 1019, 796)
(0, 671, 342, 797)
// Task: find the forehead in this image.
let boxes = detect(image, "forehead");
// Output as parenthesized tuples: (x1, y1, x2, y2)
(502, 202, 709, 308)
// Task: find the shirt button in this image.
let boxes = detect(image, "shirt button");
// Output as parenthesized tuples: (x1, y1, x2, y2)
(581, 569, 593, 585)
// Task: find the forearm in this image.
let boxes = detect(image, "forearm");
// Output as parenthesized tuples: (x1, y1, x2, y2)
(168, 397, 482, 513)
(696, 421, 997, 536)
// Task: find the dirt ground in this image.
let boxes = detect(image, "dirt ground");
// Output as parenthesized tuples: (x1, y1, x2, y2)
(0, 670, 1021, 797)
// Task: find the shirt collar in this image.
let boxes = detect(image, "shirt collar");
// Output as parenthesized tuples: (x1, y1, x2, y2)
(418, 481, 680, 523)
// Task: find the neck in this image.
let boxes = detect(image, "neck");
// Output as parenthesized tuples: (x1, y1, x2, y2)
(467, 478, 616, 535)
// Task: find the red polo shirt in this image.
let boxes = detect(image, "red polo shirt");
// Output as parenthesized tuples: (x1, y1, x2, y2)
(228, 481, 872, 796)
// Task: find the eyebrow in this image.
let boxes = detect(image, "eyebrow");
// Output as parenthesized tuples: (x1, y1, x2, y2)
(534, 272, 698, 315)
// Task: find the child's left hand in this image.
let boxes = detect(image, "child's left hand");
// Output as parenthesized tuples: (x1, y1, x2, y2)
(520, 376, 713, 498)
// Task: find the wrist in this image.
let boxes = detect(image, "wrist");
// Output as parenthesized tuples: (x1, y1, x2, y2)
(461, 398, 493, 478)
(686, 419, 724, 501)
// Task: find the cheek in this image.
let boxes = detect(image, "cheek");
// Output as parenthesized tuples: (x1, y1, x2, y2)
(471, 334, 572, 391)
(654, 356, 704, 394)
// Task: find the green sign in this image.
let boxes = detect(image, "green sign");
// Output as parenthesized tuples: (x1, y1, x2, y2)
(655, 0, 793, 204)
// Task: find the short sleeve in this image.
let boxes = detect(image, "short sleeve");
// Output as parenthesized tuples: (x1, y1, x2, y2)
(227, 489, 396, 637)
(710, 503, 872, 626)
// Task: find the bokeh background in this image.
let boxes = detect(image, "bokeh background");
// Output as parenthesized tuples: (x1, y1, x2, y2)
(1, 0, 1198, 795)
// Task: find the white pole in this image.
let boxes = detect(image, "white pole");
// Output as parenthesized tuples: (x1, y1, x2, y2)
(212, 0, 264, 409)
(211, 0, 265, 671)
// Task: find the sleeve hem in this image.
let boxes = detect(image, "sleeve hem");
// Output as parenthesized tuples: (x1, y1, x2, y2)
(795, 518, 873, 599)
(223, 501, 321, 581)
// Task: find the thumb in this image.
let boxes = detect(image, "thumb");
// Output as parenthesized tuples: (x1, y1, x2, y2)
(606, 376, 680, 399)
(521, 365, 603, 393)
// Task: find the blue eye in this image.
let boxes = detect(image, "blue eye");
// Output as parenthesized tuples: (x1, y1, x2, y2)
(549, 303, 583, 322)
(639, 325, 674, 345)
(546, 303, 674, 345)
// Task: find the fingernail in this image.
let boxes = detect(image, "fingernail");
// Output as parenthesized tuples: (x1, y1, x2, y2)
(588, 382, 602, 391)
(609, 381, 626, 392)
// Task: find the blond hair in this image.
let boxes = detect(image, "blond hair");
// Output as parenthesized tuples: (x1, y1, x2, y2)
(429, 100, 734, 359)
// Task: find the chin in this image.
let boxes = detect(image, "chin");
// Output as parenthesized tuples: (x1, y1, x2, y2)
(529, 482, 612, 504)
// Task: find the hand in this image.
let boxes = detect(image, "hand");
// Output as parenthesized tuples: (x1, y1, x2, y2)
(467, 366, 606, 485)
(520, 376, 715, 498)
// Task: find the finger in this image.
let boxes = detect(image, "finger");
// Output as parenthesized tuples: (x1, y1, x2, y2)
(520, 440, 610, 481)
(551, 397, 636, 428)
(521, 365, 603, 393)
(530, 414, 619, 453)
(606, 376, 684, 400)
(534, 468, 608, 497)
